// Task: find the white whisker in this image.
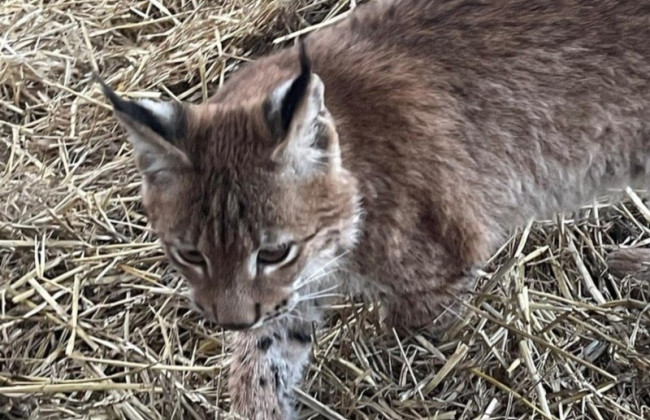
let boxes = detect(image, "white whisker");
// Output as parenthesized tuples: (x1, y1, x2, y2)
(284, 308, 319, 323)
(294, 269, 337, 289)
(295, 284, 343, 302)
(303, 283, 341, 296)
(285, 312, 310, 323)
(293, 251, 350, 289)
(296, 293, 344, 303)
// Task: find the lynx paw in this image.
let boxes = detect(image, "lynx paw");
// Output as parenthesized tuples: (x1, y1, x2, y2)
(228, 353, 294, 420)
(227, 321, 315, 420)
(606, 248, 650, 281)
(381, 292, 468, 338)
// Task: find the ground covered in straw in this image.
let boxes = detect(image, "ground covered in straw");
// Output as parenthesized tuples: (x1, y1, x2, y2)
(1, 0, 649, 419)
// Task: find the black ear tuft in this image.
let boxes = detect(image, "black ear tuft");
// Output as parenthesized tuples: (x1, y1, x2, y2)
(280, 39, 312, 132)
(94, 74, 179, 141)
(298, 38, 311, 76)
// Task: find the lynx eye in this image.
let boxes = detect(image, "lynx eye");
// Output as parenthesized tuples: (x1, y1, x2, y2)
(171, 247, 205, 266)
(257, 243, 297, 266)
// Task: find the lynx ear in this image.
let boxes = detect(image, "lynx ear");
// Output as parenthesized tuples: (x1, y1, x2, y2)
(96, 76, 191, 178)
(264, 41, 341, 174)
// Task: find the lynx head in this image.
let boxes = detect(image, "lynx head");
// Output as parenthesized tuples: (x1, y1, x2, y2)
(99, 43, 361, 330)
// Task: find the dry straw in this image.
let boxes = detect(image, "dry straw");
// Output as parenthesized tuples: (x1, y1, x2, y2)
(1, 0, 649, 419)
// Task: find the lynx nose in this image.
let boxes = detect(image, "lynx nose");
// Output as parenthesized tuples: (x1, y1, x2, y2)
(191, 293, 261, 331)
(217, 303, 261, 331)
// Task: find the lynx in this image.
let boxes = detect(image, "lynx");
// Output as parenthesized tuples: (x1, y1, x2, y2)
(99, 0, 650, 418)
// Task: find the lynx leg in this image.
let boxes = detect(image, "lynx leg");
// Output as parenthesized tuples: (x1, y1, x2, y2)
(380, 274, 474, 337)
(228, 316, 316, 420)
(607, 248, 650, 282)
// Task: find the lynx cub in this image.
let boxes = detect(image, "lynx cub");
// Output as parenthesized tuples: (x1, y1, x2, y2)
(100, 0, 650, 418)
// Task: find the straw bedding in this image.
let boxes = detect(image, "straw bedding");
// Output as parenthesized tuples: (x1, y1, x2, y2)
(1, 0, 649, 419)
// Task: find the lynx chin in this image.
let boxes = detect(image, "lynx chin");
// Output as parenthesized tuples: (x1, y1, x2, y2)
(99, 0, 650, 418)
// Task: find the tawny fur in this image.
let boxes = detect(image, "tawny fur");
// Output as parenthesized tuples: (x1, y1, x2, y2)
(102, 0, 650, 418)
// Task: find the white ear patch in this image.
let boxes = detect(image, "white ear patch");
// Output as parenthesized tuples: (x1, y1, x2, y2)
(137, 99, 176, 124)
(268, 79, 294, 114)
